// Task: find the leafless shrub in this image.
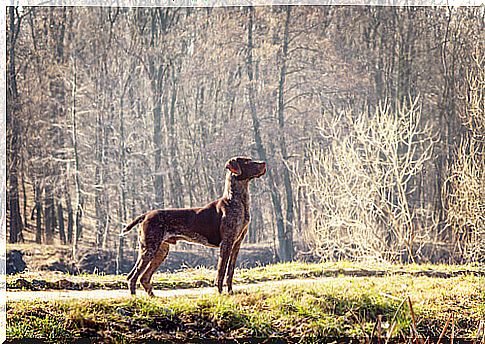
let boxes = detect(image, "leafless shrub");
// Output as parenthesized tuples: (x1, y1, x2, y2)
(445, 48, 485, 263)
(296, 98, 437, 262)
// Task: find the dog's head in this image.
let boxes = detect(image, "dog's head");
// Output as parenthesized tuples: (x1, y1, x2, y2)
(225, 157, 266, 180)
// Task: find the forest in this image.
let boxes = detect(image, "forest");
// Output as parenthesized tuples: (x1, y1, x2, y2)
(6, 5, 484, 267)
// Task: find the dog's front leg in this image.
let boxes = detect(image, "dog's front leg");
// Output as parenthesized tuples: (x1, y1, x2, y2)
(216, 239, 233, 293)
(226, 224, 249, 294)
(226, 239, 243, 294)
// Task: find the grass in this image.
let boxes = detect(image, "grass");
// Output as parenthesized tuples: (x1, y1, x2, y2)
(7, 264, 485, 342)
(7, 260, 485, 291)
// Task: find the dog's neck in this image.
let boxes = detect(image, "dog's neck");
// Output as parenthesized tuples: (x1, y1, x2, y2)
(223, 171, 250, 203)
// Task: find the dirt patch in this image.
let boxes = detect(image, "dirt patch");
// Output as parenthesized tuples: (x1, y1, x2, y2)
(39, 258, 79, 274)
(77, 250, 131, 274)
(7, 243, 278, 275)
(75, 244, 276, 274)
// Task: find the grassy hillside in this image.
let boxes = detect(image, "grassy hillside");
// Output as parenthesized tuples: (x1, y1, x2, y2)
(7, 262, 485, 342)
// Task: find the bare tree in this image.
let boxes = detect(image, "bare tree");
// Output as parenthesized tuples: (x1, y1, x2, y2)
(445, 48, 485, 263)
(7, 6, 24, 243)
(70, 53, 83, 259)
(297, 98, 436, 262)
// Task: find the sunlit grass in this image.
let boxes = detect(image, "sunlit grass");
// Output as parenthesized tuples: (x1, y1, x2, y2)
(7, 273, 484, 341)
(7, 260, 484, 291)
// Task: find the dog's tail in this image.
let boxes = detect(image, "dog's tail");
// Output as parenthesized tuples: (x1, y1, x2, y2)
(119, 213, 146, 237)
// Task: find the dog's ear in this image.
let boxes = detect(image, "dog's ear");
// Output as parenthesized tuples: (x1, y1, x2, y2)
(225, 159, 242, 176)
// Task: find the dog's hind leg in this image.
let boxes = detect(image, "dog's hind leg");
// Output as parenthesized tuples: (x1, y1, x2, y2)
(127, 243, 159, 295)
(127, 246, 142, 281)
(140, 242, 170, 297)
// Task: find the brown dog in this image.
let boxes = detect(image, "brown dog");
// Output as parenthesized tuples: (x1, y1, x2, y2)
(120, 156, 266, 296)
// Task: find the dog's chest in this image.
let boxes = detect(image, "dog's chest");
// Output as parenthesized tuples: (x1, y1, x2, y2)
(227, 199, 250, 228)
(239, 199, 251, 223)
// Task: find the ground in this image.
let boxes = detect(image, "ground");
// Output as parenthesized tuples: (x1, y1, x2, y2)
(6, 261, 485, 342)
(7, 241, 277, 274)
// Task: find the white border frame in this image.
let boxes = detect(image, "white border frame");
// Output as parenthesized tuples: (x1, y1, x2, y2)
(1, 1, 483, 343)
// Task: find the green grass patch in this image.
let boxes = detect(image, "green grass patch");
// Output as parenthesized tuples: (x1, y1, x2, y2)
(7, 274, 484, 342)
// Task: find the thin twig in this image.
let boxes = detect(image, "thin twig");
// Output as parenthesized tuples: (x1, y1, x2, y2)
(380, 292, 404, 302)
(451, 313, 455, 344)
(383, 296, 406, 344)
(370, 317, 378, 343)
(473, 320, 484, 344)
(385, 321, 397, 344)
(437, 313, 453, 344)
(476, 321, 483, 344)
(407, 296, 423, 344)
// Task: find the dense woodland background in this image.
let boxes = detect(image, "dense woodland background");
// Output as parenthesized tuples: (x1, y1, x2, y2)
(6, 6, 484, 267)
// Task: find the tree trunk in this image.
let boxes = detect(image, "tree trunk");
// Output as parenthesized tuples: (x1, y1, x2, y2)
(248, 194, 264, 243)
(7, 6, 23, 243)
(151, 63, 166, 209)
(21, 160, 28, 229)
(276, 5, 294, 261)
(101, 199, 110, 250)
(57, 199, 66, 244)
(94, 87, 102, 248)
(65, 184, 74, 244)
(35, 182, 42, 244)
(246, 6, 287, 261)
(94, 108, 107, 249)
(167, 65, 183, 208)
(71, 54, 83, 259)
(116, 66, 133, 274)
(44, 184, 55, 244)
